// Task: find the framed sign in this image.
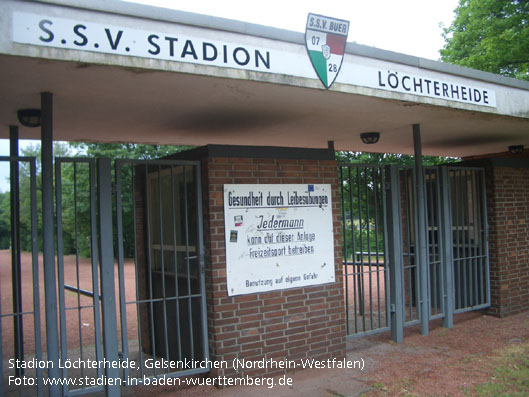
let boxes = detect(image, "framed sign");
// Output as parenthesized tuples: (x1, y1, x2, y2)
(224, 184, 335, 296)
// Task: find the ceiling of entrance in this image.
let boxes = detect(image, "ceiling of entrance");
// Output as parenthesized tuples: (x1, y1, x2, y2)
(1, 54, 528, 157)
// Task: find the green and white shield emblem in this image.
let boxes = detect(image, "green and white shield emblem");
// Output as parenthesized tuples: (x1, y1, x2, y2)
(305, 13, 350, 89)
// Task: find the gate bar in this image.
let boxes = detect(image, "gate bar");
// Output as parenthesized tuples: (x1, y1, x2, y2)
(413, 124, 430, 336)
(144, 164, 158, 377)
(169, 166, 183, 362)
(357, 167, 365, 322)
(339, 167, 350, 335)
(348, 168, 359, 333)
(195, 162, 210, 368)
(55, 157, 69, 388)
(183, 166, 195, 360)
(481, 170, 492, 307)
(89, 159, 104, 382)
(115, 160, 130, 381)
(156, 165, 171, 363)
(30, 157, 44, 396)
(365, 167, 373, 328)
(372, 168, 382, 329)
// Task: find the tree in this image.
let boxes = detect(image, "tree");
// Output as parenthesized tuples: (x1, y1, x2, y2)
(16, 143, 71, 252)
(441, 0, 529, 81)
(70, 143, 191, 257)
(70, 142, 191, 160)
(336, 152, 457, 259)
(336, 151, 454, 166)
(12, 142, 189, 257)
(0, 191, 10, 249)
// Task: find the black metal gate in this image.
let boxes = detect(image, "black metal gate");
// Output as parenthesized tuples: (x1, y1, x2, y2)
(114, 159, 209, 385)
(339, 165, 389, 337)
(2, 156, 208, 397)
(55, 158, 105, 396)
(340, 164, 490, 340)
(0, 156, 42, 397)
(53, 158, 209, 394)
(447, 167, 490, 313)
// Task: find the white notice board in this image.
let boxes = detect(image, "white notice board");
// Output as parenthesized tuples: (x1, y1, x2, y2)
(224, 184, 335, 296)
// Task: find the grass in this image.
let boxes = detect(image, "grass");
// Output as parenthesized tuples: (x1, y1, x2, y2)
(370, 381, 386, 392)
(469, 341, 529, 396)
(364, 340, 529, 396)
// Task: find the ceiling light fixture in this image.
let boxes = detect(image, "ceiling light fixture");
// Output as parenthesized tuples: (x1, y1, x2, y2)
(508, 145, 524, 155)
(17, 109, 41, 128)
(360, 132, 380, 145)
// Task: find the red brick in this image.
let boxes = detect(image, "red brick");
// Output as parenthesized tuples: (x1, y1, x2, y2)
(200, 152, 345, 379)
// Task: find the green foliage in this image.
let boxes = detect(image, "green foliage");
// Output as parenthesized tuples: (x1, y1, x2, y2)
(14, 143, 71, 252)
(76, 143, 191, 257)
(57, 161, 93, 257)
(8, 145, 454, 258)
(337, 152, 456, 260)
(67, 143, 191, 257)
(471, 341, 529, 396)
(71, 142, 192, 159)
(11, 142, 189, 257)
(0, 191, 10, 249)
(342, 226, 383, 260)
(336, 151, 457, 166)
(441, 0, 529, 80)
(338, 164, 385, 261)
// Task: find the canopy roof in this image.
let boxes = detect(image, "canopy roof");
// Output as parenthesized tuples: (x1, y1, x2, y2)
(1, 0, 528, 157)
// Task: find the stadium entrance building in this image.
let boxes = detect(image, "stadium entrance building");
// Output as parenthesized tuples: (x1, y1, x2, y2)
(1, 1, 528, 396)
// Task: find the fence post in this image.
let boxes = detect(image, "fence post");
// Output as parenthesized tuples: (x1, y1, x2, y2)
(413, 124, 430, 336)
(41, 92, 61, 396)
(386, 165, 404, 343)
(9, 126, 24, 376)
(440, 167, 454, 328)
(98, 158, 121, 397)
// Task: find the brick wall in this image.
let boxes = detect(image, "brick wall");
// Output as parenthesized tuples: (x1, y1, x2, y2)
(486, 165, 529, 317)
(134, 166, 152, 355)
(201, 156, 346, 378)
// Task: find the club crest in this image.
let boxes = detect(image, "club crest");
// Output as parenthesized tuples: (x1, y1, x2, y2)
(305, 13, 350, 89)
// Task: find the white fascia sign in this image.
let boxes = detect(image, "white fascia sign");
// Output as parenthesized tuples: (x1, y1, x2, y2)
(341, 64, 497, 107)
(11, 10, 497, 108)
(224, 184, 335, 296)
(12, 12, 273, 73)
